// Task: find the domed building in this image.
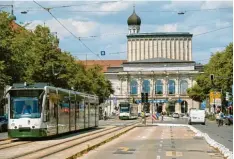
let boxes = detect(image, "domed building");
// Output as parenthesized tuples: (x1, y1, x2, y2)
(103, 7, 204, 117)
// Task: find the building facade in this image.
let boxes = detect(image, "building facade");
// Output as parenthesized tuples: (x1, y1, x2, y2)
(103, 8, 203, 116)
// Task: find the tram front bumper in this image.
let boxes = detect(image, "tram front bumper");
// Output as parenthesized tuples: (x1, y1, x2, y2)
(8, 128, 47, 138)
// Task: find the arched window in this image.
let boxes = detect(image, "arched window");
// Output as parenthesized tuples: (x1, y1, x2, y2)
(155, 80, 163, 95)
(130, 80, 138, 95)
(142, 80, 150, 93)
(168, 80, 175, 95)
(180, 80, 188, 95)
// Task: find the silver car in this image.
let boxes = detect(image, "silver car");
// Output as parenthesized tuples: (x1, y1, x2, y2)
(172, 113, 180, 118)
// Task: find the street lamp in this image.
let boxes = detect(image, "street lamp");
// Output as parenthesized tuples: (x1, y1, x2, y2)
(0, 5, 16, 20)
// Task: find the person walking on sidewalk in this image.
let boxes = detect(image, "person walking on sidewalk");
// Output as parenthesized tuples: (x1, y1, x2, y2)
(161, 111, 164, 121)
(218, 111, 224, 127)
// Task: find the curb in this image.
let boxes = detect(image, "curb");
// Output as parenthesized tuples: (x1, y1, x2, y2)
(154, 123, 233, 159)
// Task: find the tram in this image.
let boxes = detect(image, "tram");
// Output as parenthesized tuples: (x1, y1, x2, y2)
(1, 83, 99, 138)
(119, 102, 138, 120)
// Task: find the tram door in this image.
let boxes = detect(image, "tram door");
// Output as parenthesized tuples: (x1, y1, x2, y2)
(84, 98, 89, 128)
(70, 93, 76, 131)
(58, 90, 69, 134)
(45, 88, 57, 136)
(77, 97, 85, 130)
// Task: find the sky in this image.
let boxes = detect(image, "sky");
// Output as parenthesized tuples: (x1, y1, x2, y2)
(0, 0, 233, 64)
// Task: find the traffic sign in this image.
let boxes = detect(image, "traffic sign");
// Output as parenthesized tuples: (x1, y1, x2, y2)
(101, 51, 105, 56)
(209, 91, 221, 105)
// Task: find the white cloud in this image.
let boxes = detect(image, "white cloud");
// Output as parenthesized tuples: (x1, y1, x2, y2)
(162, 1, 201, 10)
(209, 47, 226, 53)
(201, 1, 233, 9)
(215, 20, 231, 28)
(191, 26, 208, 35)
(26, 18, 98, 39)
(72, 1, 133, 16)
(155, 24, 178, 32)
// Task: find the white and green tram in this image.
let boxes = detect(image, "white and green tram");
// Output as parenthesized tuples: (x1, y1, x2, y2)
(119, 102, 138, 120)
(2, 83, 99, 138)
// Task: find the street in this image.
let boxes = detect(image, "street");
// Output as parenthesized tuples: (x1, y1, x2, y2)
(154, 116, 233, 150)
(80, 125, 224, 159)
(193, 120, 233, 151)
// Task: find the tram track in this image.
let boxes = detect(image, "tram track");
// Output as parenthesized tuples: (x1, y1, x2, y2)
(0, 140, 31, 150)
(19, 123, 138, 159)
(0, 120, 126, 151)
(0, 126, 117, 159)
(0, 122, 139, 159)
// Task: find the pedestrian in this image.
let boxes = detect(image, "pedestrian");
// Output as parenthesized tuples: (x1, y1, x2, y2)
(161, 111, 164, 121)
(141, 111, 145, 124)
(218, 110, 224, 127)
(104, 111, 107, 120)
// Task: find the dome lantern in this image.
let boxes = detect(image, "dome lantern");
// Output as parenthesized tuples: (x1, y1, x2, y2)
(127, 5, 141, 34)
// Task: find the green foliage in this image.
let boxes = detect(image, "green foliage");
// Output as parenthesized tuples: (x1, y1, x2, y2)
(187, 84, 206, 102)
(0, 12, 114, 103)
(187, 43, 233, 102)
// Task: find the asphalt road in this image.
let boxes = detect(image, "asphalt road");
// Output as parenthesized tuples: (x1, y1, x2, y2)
(193, 120, 233, 151)
(153, 116, 233, 151)
(80, 125, 223, 159)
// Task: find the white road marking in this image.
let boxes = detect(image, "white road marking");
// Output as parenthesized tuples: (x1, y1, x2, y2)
(142, 136, 146, 139)
(158, 149, 161, 152)
(160, 141, 163, 143)
(157, 155, 160, 159)
(160, 144, 162, 147)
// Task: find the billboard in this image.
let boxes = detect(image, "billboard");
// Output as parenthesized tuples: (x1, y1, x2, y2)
(209, 91, 221, 106)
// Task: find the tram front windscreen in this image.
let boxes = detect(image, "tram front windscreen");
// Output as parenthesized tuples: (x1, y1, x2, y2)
(119, 103, 130, 113)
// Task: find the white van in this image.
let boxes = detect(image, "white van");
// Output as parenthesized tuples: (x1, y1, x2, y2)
(188, 109, 206, 125)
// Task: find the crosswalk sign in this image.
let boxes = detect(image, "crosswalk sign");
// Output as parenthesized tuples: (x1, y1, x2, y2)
(101, 51, 105, 56)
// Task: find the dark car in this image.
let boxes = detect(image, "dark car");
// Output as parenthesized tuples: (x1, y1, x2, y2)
(0, 116, 7, 132)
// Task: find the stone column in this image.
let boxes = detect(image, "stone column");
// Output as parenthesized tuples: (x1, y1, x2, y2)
(163, 78, 168, 96)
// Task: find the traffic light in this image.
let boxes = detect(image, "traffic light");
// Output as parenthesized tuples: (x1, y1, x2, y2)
(141, 93, 145, 103)
(145, 93, 148, 103)
(210, 74, 214, 81)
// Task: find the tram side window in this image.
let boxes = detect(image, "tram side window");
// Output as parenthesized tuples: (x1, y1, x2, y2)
(46, 90, 58, 119)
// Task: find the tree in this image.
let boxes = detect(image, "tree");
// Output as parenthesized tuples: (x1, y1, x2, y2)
(187, 84, 206, 102)
(0, 12, 114, 103)
(187, 43, 233, 103)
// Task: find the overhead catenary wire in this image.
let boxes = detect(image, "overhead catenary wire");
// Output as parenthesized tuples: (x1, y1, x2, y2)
(77, 23, 232, 39)
(71, 24, 231, 56)
(49, 7, 233, 13)
(33, 0, 108, 65)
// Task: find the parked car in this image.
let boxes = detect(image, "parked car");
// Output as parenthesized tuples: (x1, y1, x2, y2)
(172, 113, 180, 118)
(0, 116, 7, 132)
